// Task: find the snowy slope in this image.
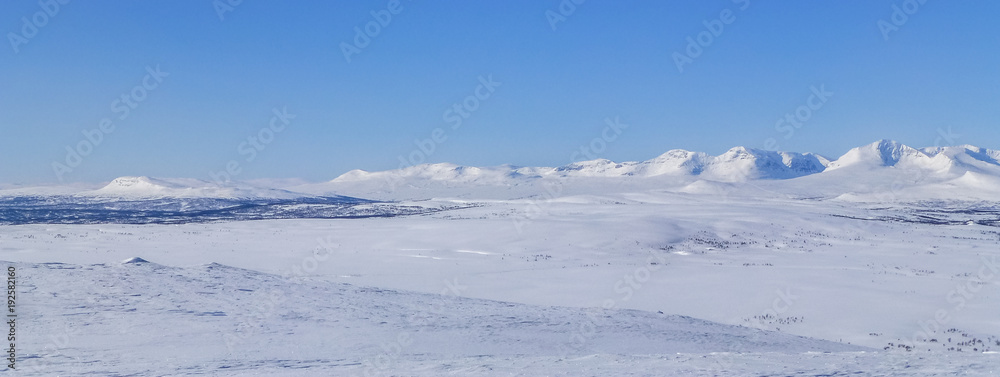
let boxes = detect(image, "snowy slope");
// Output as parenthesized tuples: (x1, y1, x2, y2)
(0, 182, 101, 196)
(7, 259, 865, 376)
(781, 140, 1000, 201)
(827, 140, 1000, 177)
(701, 147, 829, 181)
(5, 194, 1000, 375)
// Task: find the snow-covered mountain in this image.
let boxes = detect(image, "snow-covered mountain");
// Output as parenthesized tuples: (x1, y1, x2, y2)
(325, 146, 828, 184)
(828, 140, 1000, 175)
(290, 140, 998, 201)
(6, 141, 999, 376)
(778, 140, 1000, 201)
(698, 147, 830, 180)
(3, 141, 998, 202)
(83, 176, 309, 199)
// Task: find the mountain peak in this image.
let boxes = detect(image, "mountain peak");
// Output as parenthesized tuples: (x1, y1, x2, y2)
(108, 176, 159, 187)
(827, 140, 925, 170)
(726, 145, 757, 153)
(122, 257, 151, 264)
(869, 139, 920, 166)
(702, 147, 826, 181)
(100, 176, 182, 193)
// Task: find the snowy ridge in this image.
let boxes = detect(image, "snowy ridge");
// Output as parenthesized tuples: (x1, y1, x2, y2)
(293, 140, 999, 201)
(329, 140, 997, 186)
(329, 146, 829, 184)
(828, 140, 1000, 174)
(3, 141, 999, 202)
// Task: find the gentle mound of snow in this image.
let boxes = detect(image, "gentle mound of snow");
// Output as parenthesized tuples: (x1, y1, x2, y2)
(84, 176, 308, 199)
(6, 260, 868, 375)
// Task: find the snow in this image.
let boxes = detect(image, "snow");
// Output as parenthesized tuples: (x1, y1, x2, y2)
(121, 256, 150, 264)
(315, 146, 826, 185)
(8, 258, 871, 375)
(287, 140, 1000, 202)
(827, 141, 1000, 180)
(4, 140, 995, 203)
(3, 140, 1000, 375)
(83, 176, 309, 199)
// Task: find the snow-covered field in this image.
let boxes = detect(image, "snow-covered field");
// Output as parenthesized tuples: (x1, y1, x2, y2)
(3, 141, 1000, 375)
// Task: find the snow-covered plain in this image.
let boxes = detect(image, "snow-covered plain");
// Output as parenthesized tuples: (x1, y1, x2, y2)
(3, 140, 1000, 375)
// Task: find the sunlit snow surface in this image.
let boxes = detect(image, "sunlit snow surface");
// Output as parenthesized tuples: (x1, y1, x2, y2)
(4, 191, 1000, 375)
(4, 141, 1000, 375)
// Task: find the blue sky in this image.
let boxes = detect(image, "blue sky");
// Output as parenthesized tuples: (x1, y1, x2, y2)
(2, 0, 998, 184)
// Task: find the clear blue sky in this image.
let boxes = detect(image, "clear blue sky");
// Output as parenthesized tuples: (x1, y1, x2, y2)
(2, 1, 998, 184)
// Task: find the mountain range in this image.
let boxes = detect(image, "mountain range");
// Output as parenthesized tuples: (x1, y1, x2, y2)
(4, 140, 999, 201)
